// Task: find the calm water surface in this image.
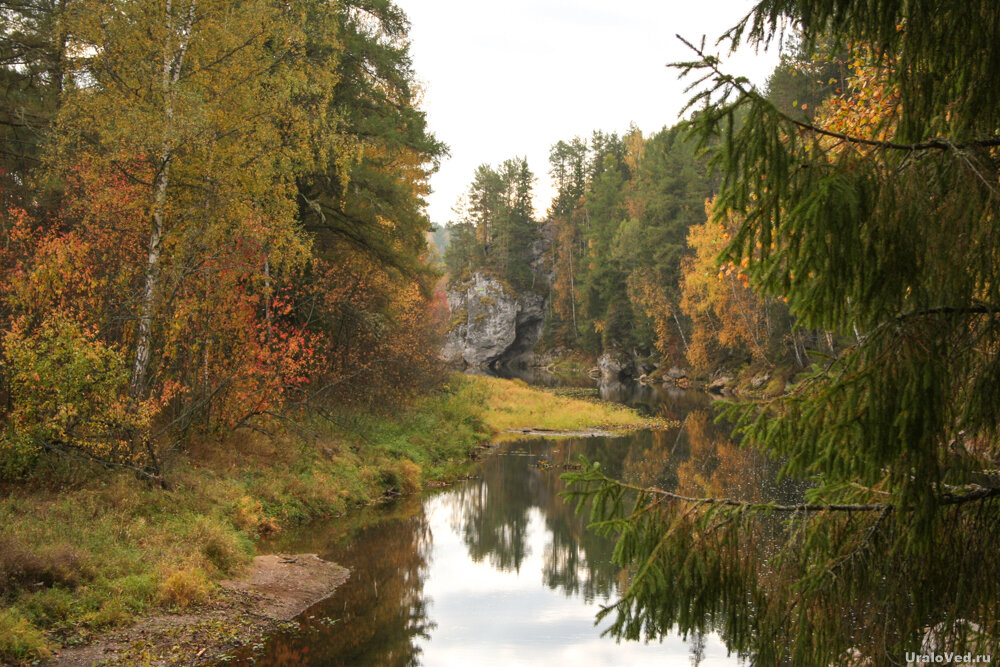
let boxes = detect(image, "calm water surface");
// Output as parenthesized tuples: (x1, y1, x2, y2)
(227, 375, 779, 666)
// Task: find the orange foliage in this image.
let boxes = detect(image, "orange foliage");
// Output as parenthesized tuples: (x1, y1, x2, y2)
(816, 51, 900, 152)
(302, 243, 445, 406)
(1, 157, 323, 459)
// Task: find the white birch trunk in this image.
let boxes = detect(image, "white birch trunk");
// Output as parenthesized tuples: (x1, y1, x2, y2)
(129, 0, 196, 400)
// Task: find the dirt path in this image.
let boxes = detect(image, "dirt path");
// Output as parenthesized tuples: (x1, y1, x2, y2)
(48, 554, 348, 666)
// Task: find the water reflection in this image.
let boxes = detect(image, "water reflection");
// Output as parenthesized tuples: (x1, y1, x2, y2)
(239, 497, 433, 666)
(225, 388, 775, 666)
(452, 436, 629, 603)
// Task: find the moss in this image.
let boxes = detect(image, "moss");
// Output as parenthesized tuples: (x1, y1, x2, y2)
(446, 308, 468, 332)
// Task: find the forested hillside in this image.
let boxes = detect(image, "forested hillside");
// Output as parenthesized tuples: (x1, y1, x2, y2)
(445, 42, 845, 380)
(564, 1, 1000, 663)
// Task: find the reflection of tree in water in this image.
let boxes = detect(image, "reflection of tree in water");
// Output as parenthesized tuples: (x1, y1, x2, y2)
(571, 409, 1000, 663)
(234, 496, 435, 667)
(451, 416, 785, 608)
(451, 454, 537, 572)
(599, 380, 715, 422)
(451, 437, 640, 600)
(689, 630, 706, 667)
(537, 440, 621, 602)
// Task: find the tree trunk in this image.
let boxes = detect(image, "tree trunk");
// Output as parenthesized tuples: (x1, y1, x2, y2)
(129, 0, 196, 401)
(672, 307, 690, 354)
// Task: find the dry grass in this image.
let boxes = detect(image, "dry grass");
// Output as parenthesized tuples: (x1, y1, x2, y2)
(468, 375, 667, 433)
(157, 568, 212, 609)
(0, 378, 492, 663)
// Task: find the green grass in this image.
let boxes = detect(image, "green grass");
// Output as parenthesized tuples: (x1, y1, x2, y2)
(0, 373, 655, 663)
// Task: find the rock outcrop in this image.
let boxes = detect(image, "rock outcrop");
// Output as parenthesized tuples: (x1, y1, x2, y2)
(442, 273, 547, 368)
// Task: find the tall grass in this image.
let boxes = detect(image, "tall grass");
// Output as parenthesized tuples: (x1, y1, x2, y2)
(472, 376, 665, 433)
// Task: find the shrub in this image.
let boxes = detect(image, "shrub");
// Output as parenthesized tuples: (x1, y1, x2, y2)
(0, 535, 87, 591)
(1, 315, 156, 477)
(230, 496, 280, 537)
(157, 568, 211, 609)
(188, 517, 250, 576)
(382, 459, 422, 495)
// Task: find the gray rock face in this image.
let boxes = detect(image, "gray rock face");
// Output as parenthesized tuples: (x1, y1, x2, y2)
(597, 352, 630, 382)
(498, 290, 546, 367)
(442, 273, 547, 368)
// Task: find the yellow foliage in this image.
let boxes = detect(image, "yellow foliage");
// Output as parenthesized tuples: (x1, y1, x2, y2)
(1, 315, 157, 476)
(680, 199, 773, 372)
(157, 568, 212, 609)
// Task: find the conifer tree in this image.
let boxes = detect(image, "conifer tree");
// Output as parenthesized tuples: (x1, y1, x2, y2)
(447, 158, 538, 293)
(566, 1, 1000, 662)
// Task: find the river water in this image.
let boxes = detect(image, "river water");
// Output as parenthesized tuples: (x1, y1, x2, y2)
(227, 374, 782, 666)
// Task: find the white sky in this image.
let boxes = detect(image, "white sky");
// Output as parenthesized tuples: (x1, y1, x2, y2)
(396, 0, 784, 224)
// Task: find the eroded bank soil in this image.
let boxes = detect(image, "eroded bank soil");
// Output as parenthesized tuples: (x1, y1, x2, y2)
(48, 554, 348, 666)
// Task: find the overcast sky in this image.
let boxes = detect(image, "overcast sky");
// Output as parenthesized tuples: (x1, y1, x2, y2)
(394, 0, 784, 224)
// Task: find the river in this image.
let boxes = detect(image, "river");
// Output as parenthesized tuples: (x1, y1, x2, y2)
(224, 373, 784, 666)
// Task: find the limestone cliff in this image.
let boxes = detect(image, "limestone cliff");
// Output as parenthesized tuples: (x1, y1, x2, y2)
(441, 273, 546, 369)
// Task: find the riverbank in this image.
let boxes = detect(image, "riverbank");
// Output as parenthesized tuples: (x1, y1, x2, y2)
(0, 373, 660, 664)
(47, 554, 347, 666)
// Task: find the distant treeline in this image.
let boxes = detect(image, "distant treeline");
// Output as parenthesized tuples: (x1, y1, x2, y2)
(446, 41, 846, 374)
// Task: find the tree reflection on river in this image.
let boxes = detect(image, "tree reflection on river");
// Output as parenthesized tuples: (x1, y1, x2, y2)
(225, 385, 782, 666)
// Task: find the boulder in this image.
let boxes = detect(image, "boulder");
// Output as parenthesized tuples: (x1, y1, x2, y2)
(597, 352, 630, 382)
(707, 375, 734, 394)
(666, 366, 688, 380)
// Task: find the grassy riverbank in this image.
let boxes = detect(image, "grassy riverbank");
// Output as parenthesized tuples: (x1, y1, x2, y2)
(0, 374, 657, 663)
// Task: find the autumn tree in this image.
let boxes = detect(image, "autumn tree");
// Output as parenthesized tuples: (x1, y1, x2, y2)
(679, 199, 799, 373)
(292, 0, 447, 406)
(0, 0, 446, 479)
(617, 123, 716, 363)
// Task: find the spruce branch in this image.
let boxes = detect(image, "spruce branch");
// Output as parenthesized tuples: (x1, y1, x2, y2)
(565, 463, 1000, 515)
(674, 35, 1000, 153)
